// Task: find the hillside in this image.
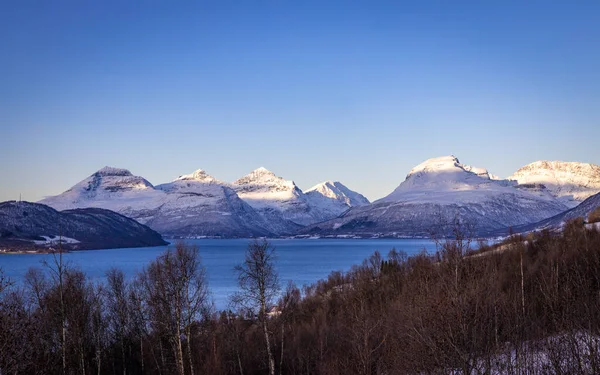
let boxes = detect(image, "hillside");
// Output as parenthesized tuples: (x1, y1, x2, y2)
(0, 201, 167, 251)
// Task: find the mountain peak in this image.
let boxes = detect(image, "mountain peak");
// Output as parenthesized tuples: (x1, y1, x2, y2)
(379, 156, 501, 203)
(405, 155, 463, 177)
(254, 166, 273, 174)
(309, 180, 346, 193)
(95, 166, 134, 177)
(176, 169, 218, 183)
(306, 180, 370, 207)
(403, 155, 494, 181)
(246, 167, 277, 179)
(234, 167, 290, 186)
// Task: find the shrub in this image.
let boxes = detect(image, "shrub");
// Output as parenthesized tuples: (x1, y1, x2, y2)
(588, 206, 600, 223)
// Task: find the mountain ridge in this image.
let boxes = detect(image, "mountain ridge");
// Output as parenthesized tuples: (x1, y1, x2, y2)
(36, 157, 600, 238)
(508, 160, 600, 207)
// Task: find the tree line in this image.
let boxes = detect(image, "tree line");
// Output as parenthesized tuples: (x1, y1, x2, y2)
(1, 220, 600, 374)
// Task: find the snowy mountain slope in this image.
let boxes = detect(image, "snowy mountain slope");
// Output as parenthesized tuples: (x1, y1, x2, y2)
(40, 167, 274, 237)
(232, 167, 319, 228)
(0, 201, 166, 250)
(509, 161, 600, 207)
(497, 192, 600, 235)
(149, 169, 274, 237)
(305, 181, 370, 219)
(39, 167, 167, 224)
(301, 156, 569, 237)
(306, 181, 369, 206)
(379, 156, 558, 205)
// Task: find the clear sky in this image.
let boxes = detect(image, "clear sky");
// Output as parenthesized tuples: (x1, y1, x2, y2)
(2, 0, 599, 202)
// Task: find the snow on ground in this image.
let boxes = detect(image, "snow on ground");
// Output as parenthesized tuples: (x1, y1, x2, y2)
(33, 235, 80, 246)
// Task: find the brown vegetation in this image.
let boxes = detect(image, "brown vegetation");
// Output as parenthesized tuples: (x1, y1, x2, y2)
(589, 207, 600, 223)
(1, 225, 600, 374)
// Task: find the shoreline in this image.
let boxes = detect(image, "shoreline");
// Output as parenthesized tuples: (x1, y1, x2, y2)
(0, 248, 70, 255)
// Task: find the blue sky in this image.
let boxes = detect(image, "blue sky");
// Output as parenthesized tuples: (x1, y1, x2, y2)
(2, 0, 599, 202)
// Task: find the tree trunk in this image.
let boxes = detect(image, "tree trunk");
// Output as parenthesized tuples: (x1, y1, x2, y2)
(159, 339, 166, 373)
(520, 248, 525, 317)
(140, 336, 144, 374)
(121, 338, 126, 375)
(261, 301, 275, 375)
(280, 323, 284, 375)
(174, 296, 185, 375)
(96, 348, 101, 375)
(237, 350, 244, 375)
(186, 325, 194, 375)
(175, 331, 185, 375)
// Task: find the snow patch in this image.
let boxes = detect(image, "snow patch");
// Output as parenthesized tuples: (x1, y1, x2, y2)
(33, 235, 80, 246)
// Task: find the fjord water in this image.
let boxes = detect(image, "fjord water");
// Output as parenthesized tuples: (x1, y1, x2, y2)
(1, 239, 436, 310)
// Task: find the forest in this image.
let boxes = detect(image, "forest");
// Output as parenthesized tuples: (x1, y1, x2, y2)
(1, 219, 600, 374)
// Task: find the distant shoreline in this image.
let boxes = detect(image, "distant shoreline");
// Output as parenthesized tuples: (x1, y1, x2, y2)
(0, 247, 70, 255)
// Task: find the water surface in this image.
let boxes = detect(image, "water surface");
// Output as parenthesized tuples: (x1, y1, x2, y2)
(0, 239, 436, 309)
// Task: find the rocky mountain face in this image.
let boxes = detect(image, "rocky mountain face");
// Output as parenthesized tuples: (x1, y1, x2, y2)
(509, 161, 600, 208)
(150, 169, 274, 238)
(0, 201, 167, 251)
(305, 181, 370, 220)
(39, 167, 166, 224)
(301, 156, 569, 237)
(231, 167, 318, 232)
(232, 168, 371, 231)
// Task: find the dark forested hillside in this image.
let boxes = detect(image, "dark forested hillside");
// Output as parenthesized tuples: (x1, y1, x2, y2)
(0, 201, 167, 251)
(1, 221, 600, 374)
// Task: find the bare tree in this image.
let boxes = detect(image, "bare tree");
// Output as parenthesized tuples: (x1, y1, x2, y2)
(0, 268, 13, 296)
(139, 242, 210, 375)
(105, 268, 131, 375)
(233, 239, 280, 375)
(43, 250, 69, 375)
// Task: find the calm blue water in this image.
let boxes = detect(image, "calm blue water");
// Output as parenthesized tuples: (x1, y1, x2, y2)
(0, 239, 436, 310)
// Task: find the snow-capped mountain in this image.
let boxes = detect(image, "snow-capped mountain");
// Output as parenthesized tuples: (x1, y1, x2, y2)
(232, 167, 315, 231)
(40, 167, 273, 237)
(39, 166, 371, 237)
(149, 169, 273, 237)
(509, 161, 600, 208)
(301, 156, 570, 237)
(40, 167, 166, 224)
(38, 158, 592, 238)
(305, 181, 370, 219)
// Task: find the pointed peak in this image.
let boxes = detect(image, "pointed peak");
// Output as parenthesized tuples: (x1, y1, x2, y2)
(94, 166, 133, 177)
(234, 167, 283, 184)
(233, 167, 299, 192)
(252, 167, 275, 175)
(308, 180, 338, 191)
(176, 169, 218, 183)
(306, 180, 370, 206)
